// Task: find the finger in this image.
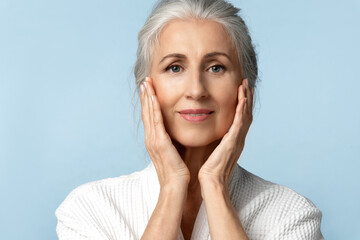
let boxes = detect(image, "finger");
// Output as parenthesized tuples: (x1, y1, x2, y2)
(228, 85, 247, 138)
(140, 81, 151, 135)
(144, 78, 154, 137)
(146, 77, 156, 98)
(147, 77, 172, 142)
(243, 78, 253, 115)
(151, 94, 168, 139)
(145, 77, 154, 122)
(239, 79, 252, 132)
(238, 80, 246, 104)
(236, 85, 247, 125)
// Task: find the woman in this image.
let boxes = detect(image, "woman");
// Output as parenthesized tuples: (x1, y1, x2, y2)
(56, 0, 324, 239)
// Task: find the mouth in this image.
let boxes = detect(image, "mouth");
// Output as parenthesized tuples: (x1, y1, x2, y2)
(178, 109, 214, 122)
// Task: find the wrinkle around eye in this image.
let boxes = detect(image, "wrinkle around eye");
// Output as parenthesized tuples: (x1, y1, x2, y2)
(166, 65, 182, 73)
(162, 62, 186, 74)
(209, 65, 225, 73)
(160, 62, 229, 75)
(205, 64, 227, 76)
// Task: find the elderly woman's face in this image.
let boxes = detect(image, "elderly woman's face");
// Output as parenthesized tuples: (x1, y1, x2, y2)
(150, 19, 242, 147)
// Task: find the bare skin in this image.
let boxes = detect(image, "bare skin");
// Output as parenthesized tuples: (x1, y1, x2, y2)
(140, 19, 253, 240)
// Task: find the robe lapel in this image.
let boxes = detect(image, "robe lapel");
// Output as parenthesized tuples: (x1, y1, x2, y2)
(144, 161, 242, 240)
(188, 200, 210, 239)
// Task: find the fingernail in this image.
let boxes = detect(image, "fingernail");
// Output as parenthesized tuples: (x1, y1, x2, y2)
(140, 83, 144, 92)
(151, 95, 154, 102)
(144, 82, 147, 89)
(245, 79, 249, 87)
(145, 77, 149, 82)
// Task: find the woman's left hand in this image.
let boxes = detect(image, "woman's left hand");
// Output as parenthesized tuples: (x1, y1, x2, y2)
(198, 78, 254, 186)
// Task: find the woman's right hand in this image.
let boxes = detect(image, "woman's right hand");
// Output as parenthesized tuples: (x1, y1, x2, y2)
(140, 76, 190, 189)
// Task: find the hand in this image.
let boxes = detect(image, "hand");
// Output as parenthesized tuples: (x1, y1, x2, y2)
(140, 76, 190, 188)
(198, 78, 253, 186)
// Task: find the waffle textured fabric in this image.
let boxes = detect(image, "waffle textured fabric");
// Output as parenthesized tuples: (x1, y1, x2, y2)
(55, 161, 324, 240)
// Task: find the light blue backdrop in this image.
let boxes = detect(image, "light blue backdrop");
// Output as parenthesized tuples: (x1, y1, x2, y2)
(0, 0, 359, 239)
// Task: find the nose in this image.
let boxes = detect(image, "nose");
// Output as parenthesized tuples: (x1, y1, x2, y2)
(184, 71, 208, 100)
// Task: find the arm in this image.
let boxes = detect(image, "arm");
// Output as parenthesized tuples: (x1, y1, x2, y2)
(55, 189, 102, 240)
(140, 77, 190, 239)
(56, 219, 91, 240)
(199, 178, 248, 240)
(141, 183, 188, 240)
(199, 78, 253, 239)
(265, 205, 324, 240)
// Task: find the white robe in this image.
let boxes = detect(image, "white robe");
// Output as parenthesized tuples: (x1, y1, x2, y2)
(55, 161, 324, 239)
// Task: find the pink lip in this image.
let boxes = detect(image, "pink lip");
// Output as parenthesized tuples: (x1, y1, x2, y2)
(178, 109, 214, 122)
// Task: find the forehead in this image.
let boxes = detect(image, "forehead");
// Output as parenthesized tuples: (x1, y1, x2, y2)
(153, 19, 237, 60)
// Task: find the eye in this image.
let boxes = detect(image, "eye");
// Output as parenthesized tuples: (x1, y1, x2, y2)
(166, 64, 182, 73)
(209, 65, 225, 73)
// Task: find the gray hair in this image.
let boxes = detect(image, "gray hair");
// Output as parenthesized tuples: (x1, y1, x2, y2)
(134, 0, 258, 90)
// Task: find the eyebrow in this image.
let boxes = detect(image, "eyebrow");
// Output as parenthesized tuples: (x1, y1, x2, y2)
(159, 51, 231, 64)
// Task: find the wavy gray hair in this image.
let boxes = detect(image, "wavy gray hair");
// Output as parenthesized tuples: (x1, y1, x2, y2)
(134, 0, 258, 90)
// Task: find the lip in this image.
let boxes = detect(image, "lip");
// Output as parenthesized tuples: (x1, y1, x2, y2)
(178, 109, 214, 122)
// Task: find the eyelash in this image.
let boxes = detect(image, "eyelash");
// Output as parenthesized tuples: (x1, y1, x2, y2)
(165, 64, 226, 73)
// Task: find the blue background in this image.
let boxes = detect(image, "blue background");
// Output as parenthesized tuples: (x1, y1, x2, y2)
(1, 0, 359, 239)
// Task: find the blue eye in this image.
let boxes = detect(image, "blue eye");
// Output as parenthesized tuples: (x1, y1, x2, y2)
(210, 65, 224, 73)
(166, 65, 181, 73)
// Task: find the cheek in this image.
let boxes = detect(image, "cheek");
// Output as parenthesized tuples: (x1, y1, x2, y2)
(153, 82, 178, 128)
(225, 95, 238, 117)
(212, 81, 238, 112)
(214, 88, 238, 132)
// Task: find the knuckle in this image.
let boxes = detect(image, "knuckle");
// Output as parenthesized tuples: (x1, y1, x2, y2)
(153, 116, 160, 126)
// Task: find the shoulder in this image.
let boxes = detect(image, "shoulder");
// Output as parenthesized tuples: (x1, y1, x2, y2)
(63, 168, 142, 201)
(235, 167, 323, 239)
(55, 166, 152, 239)
(55, 166, 148, 222)
(237, 167, 319, 212)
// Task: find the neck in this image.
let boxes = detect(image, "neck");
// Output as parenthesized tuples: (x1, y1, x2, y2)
(172, 139, 221, 194)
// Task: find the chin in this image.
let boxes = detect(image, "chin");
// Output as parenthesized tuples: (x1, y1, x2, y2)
(171, 128, 225, 148)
